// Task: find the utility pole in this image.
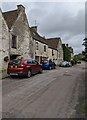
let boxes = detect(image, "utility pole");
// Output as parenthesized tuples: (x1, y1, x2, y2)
(34, 20, 39, 27)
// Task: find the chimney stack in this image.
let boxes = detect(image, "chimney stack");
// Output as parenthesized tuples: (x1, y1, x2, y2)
(62, 44, 65, 47)
(17, 4, 25, 13)
(31, 26, 37, 32)
(66, 44, 68, 47)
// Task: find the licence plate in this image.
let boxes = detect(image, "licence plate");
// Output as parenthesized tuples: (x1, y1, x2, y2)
(10, 73, 18, 75)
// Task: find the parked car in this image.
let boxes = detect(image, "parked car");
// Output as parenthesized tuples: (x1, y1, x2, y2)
(77, 61, 81, 64)
(59, 61, 72, 67)
(41, 59, 56, 70)
(7, 57, 42, 78)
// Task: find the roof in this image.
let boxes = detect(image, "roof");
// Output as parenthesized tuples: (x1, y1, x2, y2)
(30, 27, 61, 50)
(2, 9, 19, 29)
(45, 38, 61, 50)
(30, 27, 47, 45)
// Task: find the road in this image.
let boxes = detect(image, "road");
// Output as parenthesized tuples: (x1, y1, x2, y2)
(2, 62, 85, 118)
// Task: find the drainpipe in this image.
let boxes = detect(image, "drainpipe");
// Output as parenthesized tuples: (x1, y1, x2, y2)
(33, 39, 35, 59)
(57, 50, 58, 65)
(9, 30, 11, 61)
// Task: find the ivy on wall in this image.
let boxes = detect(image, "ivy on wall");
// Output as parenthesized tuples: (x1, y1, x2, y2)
(62, 44, 71, 61)
(0, 69, 6, 73)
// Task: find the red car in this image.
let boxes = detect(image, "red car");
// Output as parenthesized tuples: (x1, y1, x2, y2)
(7, 57, 42, 78)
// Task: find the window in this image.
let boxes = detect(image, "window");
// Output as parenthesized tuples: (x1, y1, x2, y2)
(26, 60, 32, 64)
(44, 45, 46, 52)
(32, 60, 38, 64)
(12, 35, 17, 49)
(59, 45, 61, 48)
(36, 42, 38, 50)
(9, 59, 21, 65)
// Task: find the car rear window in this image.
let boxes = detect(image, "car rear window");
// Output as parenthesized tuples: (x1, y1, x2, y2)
(62, 62, 67, 65)
(43, 60, 48, 63)
(24, 59, 32, 64)
(9, 59, 21, 65)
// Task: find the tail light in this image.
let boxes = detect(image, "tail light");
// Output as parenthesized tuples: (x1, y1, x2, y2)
(21, 64, 24, 67)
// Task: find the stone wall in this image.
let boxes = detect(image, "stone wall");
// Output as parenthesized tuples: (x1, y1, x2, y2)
(10, 10, 33, 58)
(47, 48, 53, 60)
(0, 10, 9, 79)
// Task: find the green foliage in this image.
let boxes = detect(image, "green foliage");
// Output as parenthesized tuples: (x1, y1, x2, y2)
(72, 55, 78, 64)
(83, 38, 87, 50)
(83, 38, 87, 59)
(84, 102, 87, 114)
(80, 99, 87, 116)
(0, 69, 6, 73)
(62, 44, 71, 61)
(73, 53, 86, 62)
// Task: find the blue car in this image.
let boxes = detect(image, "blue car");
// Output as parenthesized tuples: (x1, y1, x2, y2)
(41, 59, 56, 70)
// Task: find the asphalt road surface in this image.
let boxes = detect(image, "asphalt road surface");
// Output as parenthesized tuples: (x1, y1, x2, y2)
(2, 62, 85, 118)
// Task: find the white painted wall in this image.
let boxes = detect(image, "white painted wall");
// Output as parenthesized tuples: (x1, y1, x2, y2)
(57, 40, 63, 61)
(47, 48, 57, 64)
(34, 40, 48, 62)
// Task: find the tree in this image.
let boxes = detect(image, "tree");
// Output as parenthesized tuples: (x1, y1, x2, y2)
(83, 38, 87, 60)
(73, 55, 78, 64)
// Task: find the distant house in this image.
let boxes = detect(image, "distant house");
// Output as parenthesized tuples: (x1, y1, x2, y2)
(68, 46, 74, 61)
(2, 5, 33, 59)
(45, 38, 63, 64)
(62, 44, 74, 61)
(30, 26, 48, 63)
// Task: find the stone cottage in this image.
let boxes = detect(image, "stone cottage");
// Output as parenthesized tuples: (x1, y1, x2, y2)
(2, 5, 33, 59)
(30, 26, 48, 63)
(45, 38, 63, 64)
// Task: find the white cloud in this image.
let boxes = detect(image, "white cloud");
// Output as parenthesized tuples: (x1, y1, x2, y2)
(0, 0, 86, 2)
(1, 1, 86, 54)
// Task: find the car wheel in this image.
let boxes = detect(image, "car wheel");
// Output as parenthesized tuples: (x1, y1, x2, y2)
(27, 70, 31, 78)
(39, 67, 42, 73)
(54, 66, 56, 69)
(49, 66, 52, 70)
(10, 75, 15, 78)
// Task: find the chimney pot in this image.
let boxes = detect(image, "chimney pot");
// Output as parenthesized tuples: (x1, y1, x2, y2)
(66, 44, 68, 47)
(31, 26, 37, 32)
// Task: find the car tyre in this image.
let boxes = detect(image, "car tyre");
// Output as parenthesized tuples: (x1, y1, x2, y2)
(54, 66, 56, 69)
(27, 70, 31, 78)
(39, 67, 42, 73)
(49, 66, 52, 70)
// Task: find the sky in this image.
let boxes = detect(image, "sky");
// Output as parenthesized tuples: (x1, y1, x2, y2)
(0, 0, 86, 54)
